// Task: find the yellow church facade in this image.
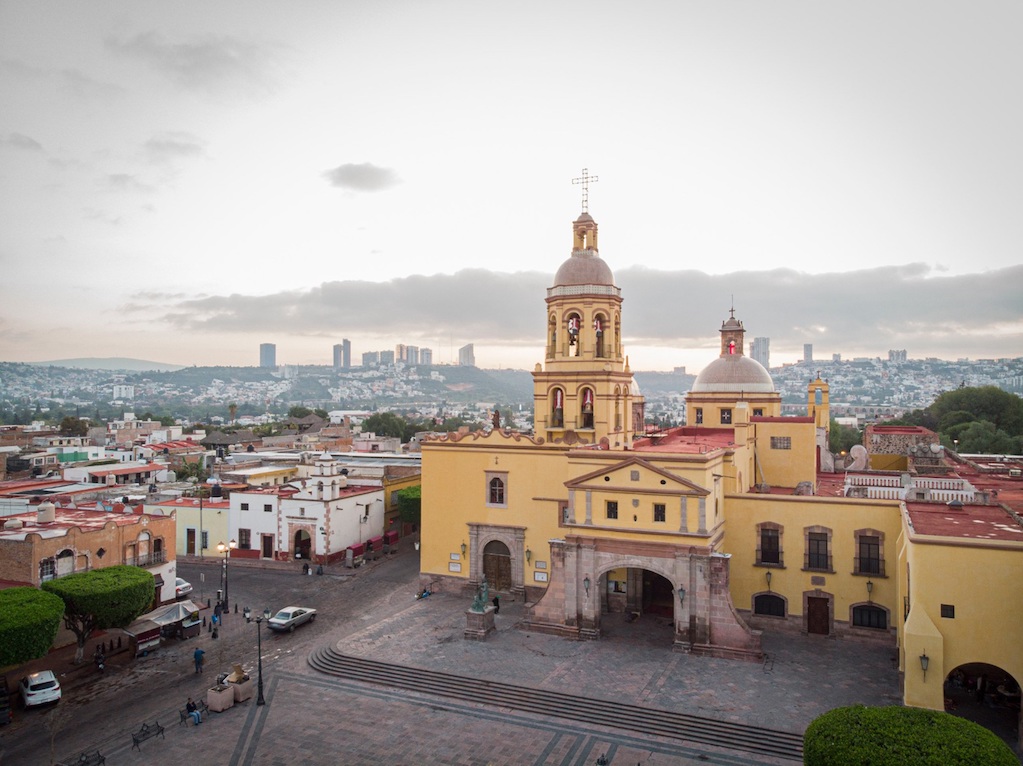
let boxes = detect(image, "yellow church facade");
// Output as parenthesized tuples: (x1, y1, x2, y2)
(419, 204, 1023, 736)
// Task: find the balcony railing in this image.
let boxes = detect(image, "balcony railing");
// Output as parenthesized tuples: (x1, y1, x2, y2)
(803, 553, 832, 572)
(854, 557, 886, 576)
(755, 549, 784, 566)
(127, 551, 167, 568)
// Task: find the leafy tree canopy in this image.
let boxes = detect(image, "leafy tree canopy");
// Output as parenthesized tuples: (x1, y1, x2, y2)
(829, 419, 861, 454)
(42, 565, 155, 662)
(882, 386, 1023, 454)
(287, 405, 313, 419)
(803, 704, 1016, 765)
(0, 587, 65, 667)
(396, 485, 422, 525)
(362, 412, 407, 440)
(58, 415, 89, 437)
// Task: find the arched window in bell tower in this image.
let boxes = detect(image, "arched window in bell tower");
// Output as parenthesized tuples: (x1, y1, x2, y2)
(547, 314, 557, 359)
(614, 314, 622, 358)
(567, 312, 581, 357)
(580, 387, 594, 429)
(593, 314, 606, 358)
(614, 386, 622, 431)
(551, 388, 564, 427)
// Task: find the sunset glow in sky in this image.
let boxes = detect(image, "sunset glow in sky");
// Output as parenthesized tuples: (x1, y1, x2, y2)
(2, 1, 1020, 371)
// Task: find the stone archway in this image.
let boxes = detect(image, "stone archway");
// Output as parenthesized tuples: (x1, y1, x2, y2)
(293, 528, 312, 560)
(467, 523, 525, 596)
(944, 663, 1022, 751)
(526, 535, 762, 659)
(483, 540, 512, 591)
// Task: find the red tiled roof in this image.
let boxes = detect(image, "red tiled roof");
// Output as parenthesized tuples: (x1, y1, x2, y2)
(633, 427, 735, 454)
(905, 501, 1023, 542)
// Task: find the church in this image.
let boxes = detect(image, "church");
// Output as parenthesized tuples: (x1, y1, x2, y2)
(419, 185, 1023, 733)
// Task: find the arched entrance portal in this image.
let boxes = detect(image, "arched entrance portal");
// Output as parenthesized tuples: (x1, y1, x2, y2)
(597, 567, 677, 644)
(483, 540, 511, 591)
(944, 663, 1021, 751)
(293, 529, 312, 561)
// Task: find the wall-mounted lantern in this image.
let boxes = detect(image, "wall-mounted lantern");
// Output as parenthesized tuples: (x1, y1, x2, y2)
(866, 579, 874, 603)
(677, 586, 686, 608)
(920, 651, 929, 681)
(583, 576, 591, 596)
(765, 570, 772, 591)
(525, 547, 532, 563)
(460, 541, 467, 556)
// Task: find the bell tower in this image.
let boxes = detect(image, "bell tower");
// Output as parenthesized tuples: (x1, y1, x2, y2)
(532, 171, 639, 448)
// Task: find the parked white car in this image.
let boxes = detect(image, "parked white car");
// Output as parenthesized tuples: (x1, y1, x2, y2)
(19, 671, 61, 708)
(267, 606, 317, 632)
(175, 577, 193, 600)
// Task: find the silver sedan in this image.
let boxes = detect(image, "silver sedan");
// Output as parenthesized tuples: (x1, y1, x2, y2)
(267, 606, 317, 632)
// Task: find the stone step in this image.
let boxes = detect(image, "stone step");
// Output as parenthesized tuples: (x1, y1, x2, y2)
(307, 646, 804, 761)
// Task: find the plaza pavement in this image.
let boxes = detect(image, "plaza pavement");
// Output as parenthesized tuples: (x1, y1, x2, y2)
(25, 580, 907, 766)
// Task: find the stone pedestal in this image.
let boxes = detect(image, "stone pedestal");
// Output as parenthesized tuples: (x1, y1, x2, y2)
(463, 606, 496, 641)
(206, 684, 235, 712)
(230, 678, 253, 702)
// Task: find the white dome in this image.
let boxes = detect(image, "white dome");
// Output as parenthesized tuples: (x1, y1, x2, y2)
(691, 355, 774, 393)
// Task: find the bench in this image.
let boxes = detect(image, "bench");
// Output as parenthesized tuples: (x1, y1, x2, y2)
(130, 721, 165, 750)
(178, 698, 209, 725)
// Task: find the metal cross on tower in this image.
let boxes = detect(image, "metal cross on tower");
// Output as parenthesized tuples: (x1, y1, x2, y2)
(572, 168, 599, 212)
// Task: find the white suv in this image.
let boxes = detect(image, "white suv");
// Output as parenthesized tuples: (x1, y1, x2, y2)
(19, 671, 61, 707)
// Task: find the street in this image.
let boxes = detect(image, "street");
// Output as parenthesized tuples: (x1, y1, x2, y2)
(0, 546, 421, 766)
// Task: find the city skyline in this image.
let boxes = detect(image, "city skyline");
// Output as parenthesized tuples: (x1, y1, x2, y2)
(1, 2, 1020, 372)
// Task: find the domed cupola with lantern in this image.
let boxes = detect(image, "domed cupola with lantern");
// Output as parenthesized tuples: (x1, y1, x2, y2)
(685, 307, 781, 427)
(532, 169, 640, 448)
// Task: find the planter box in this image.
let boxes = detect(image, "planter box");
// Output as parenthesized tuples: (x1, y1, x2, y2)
(206, 684, 235, 712)
(230, 678, 253, 702)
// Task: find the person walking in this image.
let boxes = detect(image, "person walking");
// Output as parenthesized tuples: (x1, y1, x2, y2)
(186, 697, 201, 725)
(194, 647, 205, 674)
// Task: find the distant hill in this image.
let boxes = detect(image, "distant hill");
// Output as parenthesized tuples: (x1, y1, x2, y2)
(36, 358, 184, 372)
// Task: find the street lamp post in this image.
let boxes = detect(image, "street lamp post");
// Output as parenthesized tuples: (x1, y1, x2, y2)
(254, 607, 271, 705)
(217, 539, 237, 611)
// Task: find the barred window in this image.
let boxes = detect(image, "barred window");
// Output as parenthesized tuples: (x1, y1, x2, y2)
(759, 528, 780, 564)
(238, 529, 252, 549)
(770, 436, 792, 450)
(240, 502, 249, 511)
(852, 605, 887, 630)
(653, 503, 666, 522)
(720, 409, 732, 425)
(606, 501, 618, 520)
(754, 594, 785, 617)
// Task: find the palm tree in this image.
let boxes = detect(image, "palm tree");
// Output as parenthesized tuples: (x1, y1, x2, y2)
(228, 403, 238, 425)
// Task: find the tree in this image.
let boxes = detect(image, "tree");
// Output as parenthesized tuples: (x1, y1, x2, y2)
(829, 419, 860, 454)
(42, 566, 155, 663)
(803, 704, 1016, 765)
(313, 408, 329, 419)
(0, 587, 65, 666)
(57, 416, 88, 437)
(362, 412, 407, 439)
(288, 405, 313, 419)
(396, 485, 422, 527)
(228, 403, 238, 424)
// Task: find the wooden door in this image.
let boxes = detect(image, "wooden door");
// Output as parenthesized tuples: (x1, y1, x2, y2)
(261, 535, 274, 559)
(482, 540, 512, 591)
(186, 528, 196, 555)
(807, 597, 830, 635)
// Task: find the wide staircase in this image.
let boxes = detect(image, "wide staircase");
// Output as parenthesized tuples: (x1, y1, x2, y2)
(308, 646, 804, 762)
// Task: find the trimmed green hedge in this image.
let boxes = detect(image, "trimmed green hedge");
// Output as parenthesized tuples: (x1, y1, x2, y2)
(42, 565, 154, 635)
(397, 485, 421, 525)
(0, 587, 65, 668)
(804, 705, 1017, 765)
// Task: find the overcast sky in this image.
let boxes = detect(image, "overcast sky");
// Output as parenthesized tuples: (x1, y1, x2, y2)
(1, 1, 1020, 372)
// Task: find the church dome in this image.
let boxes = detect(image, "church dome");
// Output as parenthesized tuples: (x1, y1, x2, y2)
(553, 250, 614, 287)
(553, 212, 614, 287)
(691, 355, 775, 393)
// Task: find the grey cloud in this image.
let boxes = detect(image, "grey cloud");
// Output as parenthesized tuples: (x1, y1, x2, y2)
(323, 163, 401, 192)
(143, 132, 206, 164)
(2, 133, 43, 151)
(105, 32, 276, 93)
(106, 174, 154, 193)
(154, 265, 1022, 361)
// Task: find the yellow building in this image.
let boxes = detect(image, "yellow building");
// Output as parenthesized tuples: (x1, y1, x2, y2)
(419, 200, 1023, 741)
